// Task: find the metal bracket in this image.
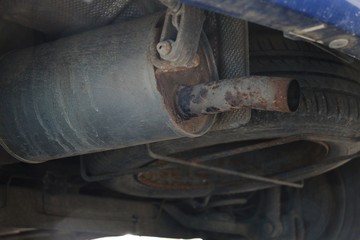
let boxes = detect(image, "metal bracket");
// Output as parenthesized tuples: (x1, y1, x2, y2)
(157, 2, 205, 67)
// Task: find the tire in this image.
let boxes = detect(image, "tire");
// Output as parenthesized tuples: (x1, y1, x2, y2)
(88, 24, 360, 199)
(248, 24, 360, 85)
(299, 157, 360, 240)
(188, 160, 360, 240)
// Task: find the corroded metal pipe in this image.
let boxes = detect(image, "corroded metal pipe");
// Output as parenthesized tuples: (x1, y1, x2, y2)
(177, 76, 300, 119)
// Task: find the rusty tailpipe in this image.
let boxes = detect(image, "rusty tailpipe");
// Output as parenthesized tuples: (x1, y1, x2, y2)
(176, 76, 300, 119)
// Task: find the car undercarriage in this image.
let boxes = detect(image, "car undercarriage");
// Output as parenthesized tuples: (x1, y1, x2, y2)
(0, 0, 360, 239)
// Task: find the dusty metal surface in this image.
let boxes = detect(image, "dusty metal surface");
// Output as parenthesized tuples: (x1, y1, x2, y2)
(177, 76, 300, 119)
(0, 13, 215, 163)
(0, 0, 131, 36)
(0, 0, 164, 37)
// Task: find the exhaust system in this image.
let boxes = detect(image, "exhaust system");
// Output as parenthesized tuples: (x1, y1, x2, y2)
(0, 11, 300, 163)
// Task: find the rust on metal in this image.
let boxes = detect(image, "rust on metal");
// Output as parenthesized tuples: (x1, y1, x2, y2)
(157, 40, 173, 56)
(176, 76, 300, 119)
(137, 139, 327, 190)
(149, 28, 200, 71)
(149, 27, 218, 136)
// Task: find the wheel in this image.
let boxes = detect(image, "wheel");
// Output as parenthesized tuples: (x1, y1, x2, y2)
(297, 158, 360, 240)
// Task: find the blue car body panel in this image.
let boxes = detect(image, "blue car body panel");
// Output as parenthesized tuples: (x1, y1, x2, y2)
(270, 0, 360, 36)
(180, 0, 360, 59)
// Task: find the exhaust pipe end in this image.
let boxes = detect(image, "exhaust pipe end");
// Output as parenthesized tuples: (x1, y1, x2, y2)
(176, 76, 301, 118)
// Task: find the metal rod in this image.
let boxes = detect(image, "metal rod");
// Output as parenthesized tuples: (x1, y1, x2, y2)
(191, 135, 303, 163)
(177, 76, 300, 119)
(80, 136, 302, 182)
(81, 135, 310, 183)
(147, 145, 303, 188)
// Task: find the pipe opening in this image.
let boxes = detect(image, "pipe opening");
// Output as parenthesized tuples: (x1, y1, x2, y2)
(287, 80, 300, 112)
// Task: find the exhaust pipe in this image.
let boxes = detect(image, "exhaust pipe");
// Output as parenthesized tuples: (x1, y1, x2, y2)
(0, 14, 300, 163)
(177, 76, 300, 119)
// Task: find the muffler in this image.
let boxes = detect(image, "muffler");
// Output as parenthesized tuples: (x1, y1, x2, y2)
(0, 13, 300, 163)
(0, 14, 217, 162)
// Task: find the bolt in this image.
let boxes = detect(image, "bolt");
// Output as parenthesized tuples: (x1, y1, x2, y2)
(157, 41, 173, 56)
(329, 38, 349, 49)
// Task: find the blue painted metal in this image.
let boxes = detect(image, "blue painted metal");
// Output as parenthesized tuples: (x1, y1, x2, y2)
(269, 0, 360, 36)
(180, 0, 360, 59)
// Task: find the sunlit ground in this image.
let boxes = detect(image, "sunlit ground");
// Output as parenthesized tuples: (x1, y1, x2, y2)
(93, 235, 202, 240)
